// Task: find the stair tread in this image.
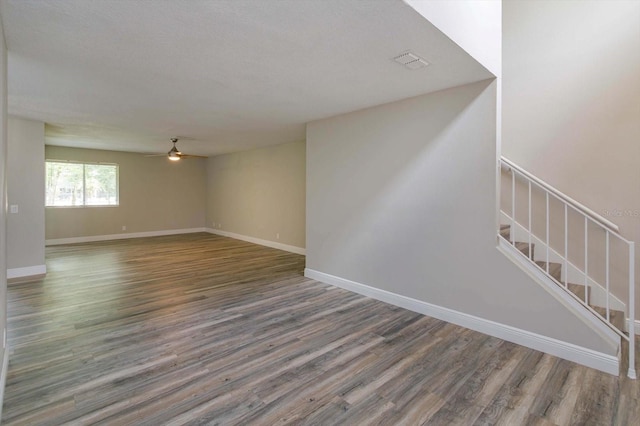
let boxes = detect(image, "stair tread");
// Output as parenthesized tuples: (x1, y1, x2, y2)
(500, 226, 534, 259)
(592, 306, 626, 331)
(500, 225, 510, 239)
(534, 261, 562, 281)
(567, 282, 588, 301)
(514, 242, 534, 258)
(556, 282, 625, 331)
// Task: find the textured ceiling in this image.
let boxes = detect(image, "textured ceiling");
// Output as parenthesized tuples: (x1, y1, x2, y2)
(1, 0, 491, 156)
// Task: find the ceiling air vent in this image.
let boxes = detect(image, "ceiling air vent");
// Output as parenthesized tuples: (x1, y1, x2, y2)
(393, 51, 429, 70)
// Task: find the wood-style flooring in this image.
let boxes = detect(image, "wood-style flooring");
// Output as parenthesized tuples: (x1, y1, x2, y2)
(2, 233, 639, 425)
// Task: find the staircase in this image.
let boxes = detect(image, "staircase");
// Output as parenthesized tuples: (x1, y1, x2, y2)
(500, 156, 636, 379)
(500, 224, 627, 333)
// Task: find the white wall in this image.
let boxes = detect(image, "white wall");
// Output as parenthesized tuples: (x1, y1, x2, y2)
(206, 141, 306, 251)
(405, 0, 501, 77)
(7, 117, 45, 277)
(0, 12, 9, 416)
(503, 0, 640, 311)
(306, 80, 615, 357)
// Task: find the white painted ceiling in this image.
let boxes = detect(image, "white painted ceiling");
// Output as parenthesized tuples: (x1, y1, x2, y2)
(1, 0, 491, 156)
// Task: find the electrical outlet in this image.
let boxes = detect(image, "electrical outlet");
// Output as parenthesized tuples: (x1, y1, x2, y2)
(122, 225, 127, 231)
(10, 205, 18, 214)
(218, 223, 222, 228)
(276, 233, 280, 240)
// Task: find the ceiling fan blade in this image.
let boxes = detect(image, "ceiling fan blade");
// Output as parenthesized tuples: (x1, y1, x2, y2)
(144, 153, 169, 157)
(179, 154, 208, 159)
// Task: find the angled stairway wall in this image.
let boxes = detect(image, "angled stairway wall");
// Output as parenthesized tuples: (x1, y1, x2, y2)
(305, 79, 619, 374)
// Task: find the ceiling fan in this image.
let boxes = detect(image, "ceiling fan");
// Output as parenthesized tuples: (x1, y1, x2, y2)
(146, 138, 207, 161)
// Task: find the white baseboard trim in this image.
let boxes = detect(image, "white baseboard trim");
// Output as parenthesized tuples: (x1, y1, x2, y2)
(0, 347, 9, 421)
(45, 228, 208, 246)
(206, 228, 306, 255)
(304, 268, 620, 376)
(7, 264, 47, 279)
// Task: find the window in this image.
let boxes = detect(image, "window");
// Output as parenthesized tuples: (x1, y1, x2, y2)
(45, 161, 119, 207)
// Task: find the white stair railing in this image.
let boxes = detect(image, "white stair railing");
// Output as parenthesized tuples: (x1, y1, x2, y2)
(500, 156, 636, 379)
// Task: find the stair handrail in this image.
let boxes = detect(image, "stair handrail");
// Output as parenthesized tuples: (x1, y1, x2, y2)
(501, 156, 620, 233)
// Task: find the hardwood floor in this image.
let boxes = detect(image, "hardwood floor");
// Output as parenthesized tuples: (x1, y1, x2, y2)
(2, 233, 638, 425)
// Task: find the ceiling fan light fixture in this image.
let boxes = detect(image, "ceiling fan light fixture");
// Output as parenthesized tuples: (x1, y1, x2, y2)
(143, 137, 204, 161)
(145, 137, 206, 160)
(168, 138, 181, 160)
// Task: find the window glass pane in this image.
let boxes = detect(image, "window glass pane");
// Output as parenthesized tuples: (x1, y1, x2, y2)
(45, 161, 119, 207)
(45, 162, 84, 206)
(85, 164, 118, 205)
